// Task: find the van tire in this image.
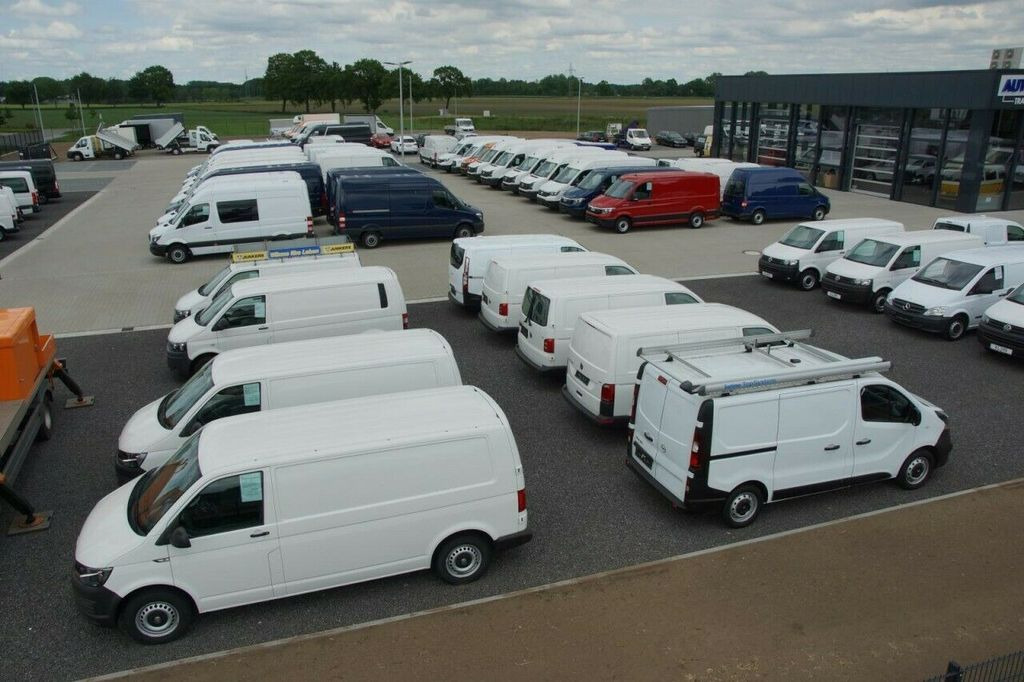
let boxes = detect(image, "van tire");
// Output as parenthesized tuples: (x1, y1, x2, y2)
(119, 588, 194, 644)
(722, 484, 764, 528)
(433, 533, 493, 585)
(71, 152, 83, 162)
(812, 206, 827, 221)
(799, 269, 820, 291)
(454, 224, 474, 240)
(897, 449, 933, 490)
(945, 314, 969, 341)
(114, 150, 124, 160)
(361, 232, 381, 249)
(167, 245, 190, 264)
(751, 210, 767, 225)
(190, 354, 215, 376)
(35, 393, 53, 442)
(614, 217, 632, 234)
(871, 289, 890, 314)
(688, 212, 704, 229)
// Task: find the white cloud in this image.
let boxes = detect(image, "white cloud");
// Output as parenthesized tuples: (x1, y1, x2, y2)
(9, 0, 81, 17)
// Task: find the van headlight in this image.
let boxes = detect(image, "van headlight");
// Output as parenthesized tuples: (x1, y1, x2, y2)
(982, 314, 989, 323)
(589, 206, 612, 215)
(783, 259, 798, 266)
(74, 562, 113, 588)
(167, 341, 187, 353)
(924, 306, 947, 316)
(117, 450, 147, 466)
(854, 278, 872, 287)
(565, 197, 584, 206)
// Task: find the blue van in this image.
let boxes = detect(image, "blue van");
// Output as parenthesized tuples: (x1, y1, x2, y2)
(721, 167, 830, 224)
(335, 175, 484, 248)
(206, 162, 326, 215)
(559, 165, 676, 218)
(326, 166, 422, 226)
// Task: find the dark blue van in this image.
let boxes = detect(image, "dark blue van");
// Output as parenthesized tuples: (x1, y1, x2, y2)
(721, 167, 830, 224)
(335, 175, 484, 248)
(206, 162, 326, 215)
(326, 166, 422, 226)
(559, 165, 676, 217)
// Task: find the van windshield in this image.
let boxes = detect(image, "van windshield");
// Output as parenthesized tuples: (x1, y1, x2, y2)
(577, 171, 608, 191)
(846, 239, 900, 267)
(604, 178, 634, 199)
(933, 221, 965, 233)
(1007, 284, 1024, 305)
(522, 287, 550, 326)
(781, 225, 825, 249)
(128, 433, 203, 536)
(723, 177, 745, 197)
(553, 166, 580, 184)
(534, 161, 557, 177)
(195, 287, 233, 326)
(517, 156, 539, 171)
(198, 265, 233, 296)
(158, 362, 215, 429)
(493, 152, 511, 165)
(912, 257, 983, 290)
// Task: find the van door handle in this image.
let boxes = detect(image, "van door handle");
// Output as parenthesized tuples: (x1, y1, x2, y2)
(643, 432, 654, 442)
(856, 439, 872, 445)
(824, 444, 840, 451)
(258, 326, 268, 330)
(250, 530, 269, 538)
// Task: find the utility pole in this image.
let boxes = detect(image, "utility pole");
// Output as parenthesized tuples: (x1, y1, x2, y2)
(77, 89, 86, 136)
(384, 60, 412, 160)
(408, 74, 413, 136)
(32, 83, 46, 142)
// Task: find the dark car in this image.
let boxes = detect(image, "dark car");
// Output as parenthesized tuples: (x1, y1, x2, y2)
(655, 131, 688, 148)
(577, 130, 606, 142)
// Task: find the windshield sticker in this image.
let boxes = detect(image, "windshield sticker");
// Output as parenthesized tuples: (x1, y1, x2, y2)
(239, 472, 263, 503)
(243, 383, 260, 406)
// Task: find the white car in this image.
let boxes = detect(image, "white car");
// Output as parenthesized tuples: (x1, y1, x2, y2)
(390, 136, 419, 155)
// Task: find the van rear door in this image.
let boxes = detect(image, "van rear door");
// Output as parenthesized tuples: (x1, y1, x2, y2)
(565, 320, 614, 418)
(631, 364, 669, 482)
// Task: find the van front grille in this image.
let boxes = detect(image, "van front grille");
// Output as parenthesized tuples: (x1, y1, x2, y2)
(891, 298, 925, 314)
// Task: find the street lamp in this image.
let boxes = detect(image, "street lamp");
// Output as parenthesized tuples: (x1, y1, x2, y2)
(383, 60, 411, 158)
(576, 75, 583, 138)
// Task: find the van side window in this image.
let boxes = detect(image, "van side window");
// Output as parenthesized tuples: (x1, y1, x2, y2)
(972, 267, 1003, 294)
(860, 385, 917, 423)
(890, 246, 920, 270)
(177, 473, 264, 538)
(221, 270, 260, 293)
(665, 292, 698, 304)
(798, 182, 815, 197)
(183, 383, 262, 435)
(218, 296, 266, 329)
(180, 203, 210, 227)
(1008, 224, 1024, 242)
(634, 182, 652, 200)
(432, 190, 455, 209)
(561, 246, 585, 252)
(383, 157, 399, 167)
(606, 265, 634, 275)
(217, 199, 259, 224)
(377, 282, 388, 308)
(817, 231, 844, 252)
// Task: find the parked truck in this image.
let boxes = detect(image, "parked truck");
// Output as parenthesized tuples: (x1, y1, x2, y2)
(445, 117, 476, 136)
(156, 123, 220, 154)
(121, 113, 185, 148)
(66, 124, 139, 161)
(342, 114, 393, 135)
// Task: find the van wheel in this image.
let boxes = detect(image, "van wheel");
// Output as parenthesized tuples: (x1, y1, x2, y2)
(751, 210, 766, 225)
(454, 224, 474, 240)
(799, 269, 819, 291)
(945, 314, 968, 341)
(119, 588, 194, 644)
(614, 217, 632, 234)
(361, 232, 381, 249)
(812, 206, 827, 221)
(114, 151, 124, 160)
(167, 245, 191, 264)
(688, 212, 705, 229)
(871, 289, 890, 314)
(897, 449, 933, 490)
(433, 533, 492, 585)
(71, 152, 83, 162)
(171, 147, 182, 156)
(35, 393, 53, 442)
(190, 354, 215, 376)
(722, 485, 763, 528)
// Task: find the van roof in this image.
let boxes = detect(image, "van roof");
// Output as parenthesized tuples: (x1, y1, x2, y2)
(618, 170, 716, 181)
(867, 230, 986, 247)
(489, 251, 627, 271)
(936, 244, 1024, 266)
(794, 218, 903, 230)
(196, 385, 505, 475)
(580, 303, 772, 336)
(529, 274, 700, 298)
(190, 173, 305, 194)
(934, 214, 1023, 229)
(568, 156, 650, 170)
(229, 264, 398, 298)
(209, 328, 450, 386)
(454, 234, 579, 249)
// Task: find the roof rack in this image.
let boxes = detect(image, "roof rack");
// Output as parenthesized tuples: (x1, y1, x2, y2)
(637, 330, 890, 397)
(231, 235, 354, 263)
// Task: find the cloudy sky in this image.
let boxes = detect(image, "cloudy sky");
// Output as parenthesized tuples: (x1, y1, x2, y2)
(1, 0, 1022, 84)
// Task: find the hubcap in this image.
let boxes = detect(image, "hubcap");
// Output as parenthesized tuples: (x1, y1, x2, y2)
(730, 492, 757, 523)
(136, 601, 179, 638)
(445, 544, 482, 578)
(906, 457, 929, 485)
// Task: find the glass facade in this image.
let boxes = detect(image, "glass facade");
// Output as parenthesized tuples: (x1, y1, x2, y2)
(901, 109, 944, 206)
(756, 103, 790, 166)
(936, 110, 972, 210)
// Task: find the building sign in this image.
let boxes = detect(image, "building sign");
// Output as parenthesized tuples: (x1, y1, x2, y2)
(998, 75, 1024, 105)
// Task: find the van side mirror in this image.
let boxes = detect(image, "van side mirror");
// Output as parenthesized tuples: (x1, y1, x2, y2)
(169, 526, 192, 548)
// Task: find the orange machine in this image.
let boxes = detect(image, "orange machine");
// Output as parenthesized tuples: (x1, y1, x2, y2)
(0, 307, 55, 402)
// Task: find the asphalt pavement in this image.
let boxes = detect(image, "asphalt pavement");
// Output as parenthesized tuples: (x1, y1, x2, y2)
(0, 274, 1020, 680)
(0, 191, 96, 261)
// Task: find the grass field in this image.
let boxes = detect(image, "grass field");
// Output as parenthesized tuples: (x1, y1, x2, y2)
(1, 96, 711, 138)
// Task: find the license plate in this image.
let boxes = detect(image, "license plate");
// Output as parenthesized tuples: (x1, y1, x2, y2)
(827, 291, 841, 300)
(990, 343, 1013, 356)
(574, 370, 590, 386)
(761, 270, 773, 279)
(633, 443, 653, 469)
(519, 324, 528, 337)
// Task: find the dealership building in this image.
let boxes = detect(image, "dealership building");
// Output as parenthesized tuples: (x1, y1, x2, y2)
(694, 69, 1024, 212)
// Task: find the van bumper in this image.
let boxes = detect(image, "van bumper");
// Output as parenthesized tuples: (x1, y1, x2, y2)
(559, 202, 587, 217)
(71, 578, 121, 627)
(758, 256, 799, 283)
(494, 529, 533, 551)
(977, 320, 1024, 357)
(561, 384, 620, 425)
(626, 442, 686, 507)
(585, 214, 616, 229)
(481, 175, 504, 188)
(821, 275, 873, 305)
(515, 343, 562, 373)
(149, 242, 168, 257)
(883, 303, 950, 334)
(448, 286, 481, 309)
(934, 427, 953, 467)
(478, 309, 515, 333)
(166, 345, 191, 377)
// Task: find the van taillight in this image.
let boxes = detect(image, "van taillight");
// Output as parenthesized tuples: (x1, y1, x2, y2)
(599, 383, 615, 419)
(689, 428, 703, 470)
(543, 338, 555, 353)
(337, 214, 346, 231)
(402, 312, 409, 329)
(306, 216, 313, 237)
(31, 191, 39, 205)
(629, 383, 640, 424)
(498, 302, 508, 316)
(741, 200, 748, 208)
(517, 488, 526, 513)
(462, 258, 470, 294)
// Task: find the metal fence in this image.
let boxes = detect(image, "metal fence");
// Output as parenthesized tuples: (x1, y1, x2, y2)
(0, 130, 44, 157)
(926, 651, 1024, 682)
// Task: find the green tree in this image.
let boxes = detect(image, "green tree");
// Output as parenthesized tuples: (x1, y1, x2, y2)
(348, 58, 388, 113)
(431, 65, 471, 111)
(32, 76, 61, 103)
(264, 52, 296, 112)
(129, 65, 175, 105)
(68, 72, 105, 106)
(322, 61, 353, 113)
(3, 81, 34, 109)
(291, 49, 327, 113)
(64, 101, 79, 122)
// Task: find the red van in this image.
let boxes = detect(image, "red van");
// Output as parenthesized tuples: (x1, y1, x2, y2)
(585, 170, 720, 233)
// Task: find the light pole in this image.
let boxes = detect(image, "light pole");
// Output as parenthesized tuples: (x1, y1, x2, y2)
(408, 74, 414, 136)
(383, 60, 411, 157)
(576, 75, 583, 138)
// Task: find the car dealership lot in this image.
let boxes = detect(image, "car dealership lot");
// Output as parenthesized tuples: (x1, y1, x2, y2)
(0, 272, 1021, 680)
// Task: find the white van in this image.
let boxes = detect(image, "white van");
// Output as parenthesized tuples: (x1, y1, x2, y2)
(978, 281, 1024, 357)
(465, 139, 517, 178)
(822, 231, 986, 312)
(623, 128, 652, 151)
(0, 170, 38, 214)
(658, 158, 759, 198)
(759, 218, 905, 291)
(420, 135, 459, 167)
(479, 252, 638, 332)
(535, 153, 637, 208)
(564, 304, 778, 423)
(516, 275, 703, 371)
(173, 248, 361, 322)
(183, 149, 306, 188)
(74, 385, 530, 644)
(306, 142, 381, 166)
(149, 174, 313, 264)
(166, 266, 407, 377)
(437, 139, 480, 172)
(628, 331, 951, 527)
(318, 150, 400, 179)
(495, 141, 576, 190)
(518, 147, 609, 198)
(118, 328, 461, 479)
(165, 168, 306, 218)
(884, 245, 1024, 340)
(0, 189, 18, 239)
(448, 234, 586, 308)
(475, 140, 553, 183)
(932, 215, 1024, 245)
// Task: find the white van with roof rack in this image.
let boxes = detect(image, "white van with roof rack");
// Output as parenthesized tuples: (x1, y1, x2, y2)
(931, 215, 1024, 245)
(564, 304, 778, 424)
(516, 275, 703, 372)
(628, 331, 951, 527)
